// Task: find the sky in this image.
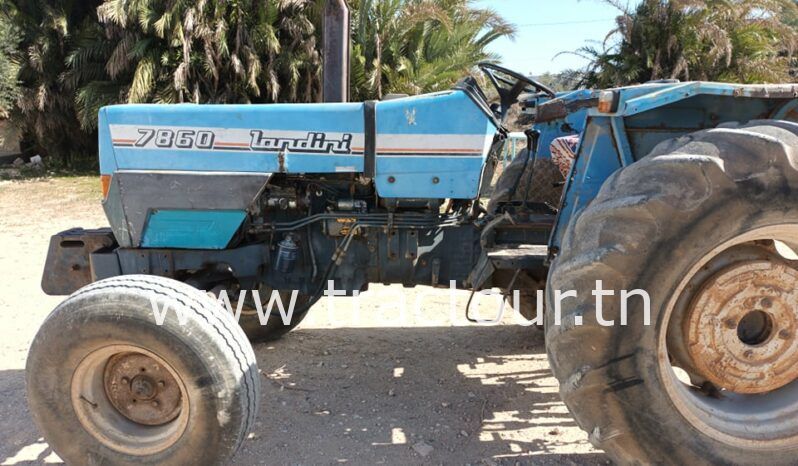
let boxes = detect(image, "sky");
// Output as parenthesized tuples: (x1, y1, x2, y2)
(474, 0, 633, 75)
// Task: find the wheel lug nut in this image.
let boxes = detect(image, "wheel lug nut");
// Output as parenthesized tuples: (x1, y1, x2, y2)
(779, 329, 791, 339)
(121, 377, 129, 385)
(743, 350, 754, 358)
(152, 400, 159, 407)
(724, 319, 737, 329)
(158, 381, 165, 388)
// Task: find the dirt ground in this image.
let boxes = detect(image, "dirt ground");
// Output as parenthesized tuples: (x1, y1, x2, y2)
(0, 177, 607, 465)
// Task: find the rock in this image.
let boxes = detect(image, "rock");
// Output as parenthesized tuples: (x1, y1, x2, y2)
(388, 389, 396, 397)
(27, 155, 44, 170)
(12, 157, 23, 167)
(412, 441, 433, 457)
(460, 430, 469, 437)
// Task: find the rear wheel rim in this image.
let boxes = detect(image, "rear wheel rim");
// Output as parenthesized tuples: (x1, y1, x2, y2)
(71, 345, 190, 455)
(660, 225, 798, 448)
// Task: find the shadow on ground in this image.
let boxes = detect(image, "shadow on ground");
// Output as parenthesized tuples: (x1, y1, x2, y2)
(0, 324, 608, 465)
(0, 370, 60, 464)
(244, 324, 608, 465)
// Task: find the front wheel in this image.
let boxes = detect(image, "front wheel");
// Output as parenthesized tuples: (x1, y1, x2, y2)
(26, 275, 260, 465)
(546, 121, 798, 464)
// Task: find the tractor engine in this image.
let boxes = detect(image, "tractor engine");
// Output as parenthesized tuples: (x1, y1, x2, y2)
(245, 173, 479, 299)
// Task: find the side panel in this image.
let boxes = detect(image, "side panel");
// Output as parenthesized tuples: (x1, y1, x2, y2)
(102, 102, 366, 174)
(141, 210, 248, 249)
(374, 91, 496, 199)
(551, 116, 624, 253)
(103, 172, 270, 249)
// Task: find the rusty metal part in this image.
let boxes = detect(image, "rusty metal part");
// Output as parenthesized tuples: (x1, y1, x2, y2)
(103, 352, 183, 426)
(41, 228, 117, 295)
(683, 259, 798, 394)
(535, 96, 598, 123)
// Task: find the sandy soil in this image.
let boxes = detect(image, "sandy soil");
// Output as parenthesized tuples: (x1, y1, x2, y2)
(0, 177, 607, 465)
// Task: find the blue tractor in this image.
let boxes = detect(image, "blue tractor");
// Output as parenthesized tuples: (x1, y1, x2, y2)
(27, 4, 798, 464)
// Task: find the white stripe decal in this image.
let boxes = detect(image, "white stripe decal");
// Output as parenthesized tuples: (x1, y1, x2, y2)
(109, 124, 489, 157)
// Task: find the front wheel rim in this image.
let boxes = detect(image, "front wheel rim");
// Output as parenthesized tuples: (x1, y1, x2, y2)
(71, 345, 190, 455)
(660, 225, 798, 449)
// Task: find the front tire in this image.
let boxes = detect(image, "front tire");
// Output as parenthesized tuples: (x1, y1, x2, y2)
(546, 121, 798, 464)
(26, 275, 260, 465)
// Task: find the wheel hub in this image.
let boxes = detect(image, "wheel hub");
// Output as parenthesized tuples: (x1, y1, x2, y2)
(684, 259, 798, 394)
(103, 352, 183, 425)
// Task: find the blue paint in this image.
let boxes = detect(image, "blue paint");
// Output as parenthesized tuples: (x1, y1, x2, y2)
(375, 156, 487, 198)
(101, 78, 798, 254)
(376, 91, 495, 135)
(103, 102, 366, 133)
(101, 89, 496, 198)
(285, 154, 364, 173)
(114, 147, 282, 172)
(521, 90, 590, 161)
(141, 209, 247, 249)
(547, 81, 798, 251)
(773, 99, 798, 120)
(98, 109, 117, 174)
(374, 91, 495, 198)
(552, 116, 623, 251)
(113, 147, 366, 173)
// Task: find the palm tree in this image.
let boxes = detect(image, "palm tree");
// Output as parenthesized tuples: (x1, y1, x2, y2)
(3, 0, 515, 166)
(3, 0, 102, 164)
(76, 0, 322, 117)
(72, 0, 514, 127)
(0, 14, 20, 117)
(573, 0, 798, 88)
(350, 0, 515, 100)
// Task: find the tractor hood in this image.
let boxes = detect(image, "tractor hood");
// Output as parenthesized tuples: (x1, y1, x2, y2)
(99, 89, 497, 199)
(98, 89, 498, 249)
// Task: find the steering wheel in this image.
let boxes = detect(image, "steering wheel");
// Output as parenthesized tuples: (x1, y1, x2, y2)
(477, 62, 556, 120)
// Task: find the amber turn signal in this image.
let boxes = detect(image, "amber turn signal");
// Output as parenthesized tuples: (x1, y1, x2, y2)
(100, 174, 112, 199)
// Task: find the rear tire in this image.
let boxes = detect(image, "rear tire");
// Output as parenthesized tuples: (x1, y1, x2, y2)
(26, 275, 259, 466)
(546, 121, 798, 464)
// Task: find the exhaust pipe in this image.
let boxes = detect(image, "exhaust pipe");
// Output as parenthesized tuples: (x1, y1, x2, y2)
(323, 0, 350, 103)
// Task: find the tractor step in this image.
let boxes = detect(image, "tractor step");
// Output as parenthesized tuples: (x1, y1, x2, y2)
(467, 244, 549, 290)
(487, 245, 549, 270)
